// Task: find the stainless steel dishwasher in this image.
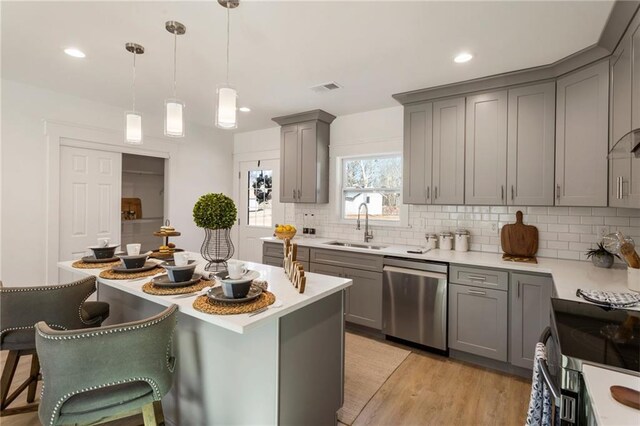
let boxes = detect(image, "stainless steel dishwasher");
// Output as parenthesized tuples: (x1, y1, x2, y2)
(382, 257, 448, 351)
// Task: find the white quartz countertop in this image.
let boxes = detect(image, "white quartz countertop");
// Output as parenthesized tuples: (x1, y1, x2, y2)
(262, 236, 638, 310)
(58, 256, 352, 334)
(582, 364, 640, 425)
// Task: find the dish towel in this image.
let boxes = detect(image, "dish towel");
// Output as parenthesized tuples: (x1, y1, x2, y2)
(525, 343, 553, 426)
(576, 289, 640, 308)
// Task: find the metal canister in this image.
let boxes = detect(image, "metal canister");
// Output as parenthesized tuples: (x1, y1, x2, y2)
(454, 229, 470, 252)
(438, 231, 453, 250)
(425, 233, 438, 250)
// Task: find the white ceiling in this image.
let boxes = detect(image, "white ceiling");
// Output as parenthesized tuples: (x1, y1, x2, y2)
(1, 0, 615, 132)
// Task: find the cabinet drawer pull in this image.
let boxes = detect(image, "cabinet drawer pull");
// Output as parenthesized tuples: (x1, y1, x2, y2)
(467, 275, 487, 281)
(467, 289, 486, 295)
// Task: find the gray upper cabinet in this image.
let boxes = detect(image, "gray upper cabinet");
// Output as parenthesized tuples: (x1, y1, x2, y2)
(555, 61, 609, 206)
(509, 273, 552, 369)
(610, 18, 640, 209)
(465, 91, 508, 205)
(273, 110, 336, 204)
(507, 82, 556, 206)
(403, 103, 432, 204)
(432, 98, 465, 204)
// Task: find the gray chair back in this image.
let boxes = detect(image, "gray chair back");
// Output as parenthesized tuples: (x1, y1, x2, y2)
(1, 276, 98, 349)
(35, 304, 178, 426)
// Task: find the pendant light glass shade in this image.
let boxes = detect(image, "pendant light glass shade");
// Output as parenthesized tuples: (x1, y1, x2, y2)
(215, 85, 237, 129)
(125, 111, 143, 144)
(164, 99, 185, 137)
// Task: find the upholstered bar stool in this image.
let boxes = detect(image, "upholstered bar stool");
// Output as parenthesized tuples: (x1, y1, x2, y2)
(36, 304, 178, 426)
(0, 276, 110, 416)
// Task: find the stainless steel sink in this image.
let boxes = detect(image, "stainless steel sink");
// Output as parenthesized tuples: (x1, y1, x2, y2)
(324, 241, 388, 250)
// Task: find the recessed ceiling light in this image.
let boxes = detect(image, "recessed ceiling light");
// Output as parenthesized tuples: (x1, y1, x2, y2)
(454, 52, 473, 63)
(239, 107, 251, 112)
(64, 48, 86, 58)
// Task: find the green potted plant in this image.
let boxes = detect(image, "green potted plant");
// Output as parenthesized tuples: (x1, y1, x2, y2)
(193, 193, 237, 271)
(586, 243, 616, 269)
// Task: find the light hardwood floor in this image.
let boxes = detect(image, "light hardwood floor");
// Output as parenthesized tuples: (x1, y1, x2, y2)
(2, 335, 531, 426)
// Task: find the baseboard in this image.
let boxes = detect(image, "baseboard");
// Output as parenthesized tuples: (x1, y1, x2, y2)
(449, 349, 532, 379)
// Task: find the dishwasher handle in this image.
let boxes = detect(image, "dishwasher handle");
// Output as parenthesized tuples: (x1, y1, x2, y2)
(383, 265, 447, 281)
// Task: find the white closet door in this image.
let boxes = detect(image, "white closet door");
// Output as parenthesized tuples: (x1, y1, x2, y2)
(59, 146, 121, 281)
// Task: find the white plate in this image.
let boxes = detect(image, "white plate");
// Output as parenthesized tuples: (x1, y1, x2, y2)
(215, 270, 260, 285)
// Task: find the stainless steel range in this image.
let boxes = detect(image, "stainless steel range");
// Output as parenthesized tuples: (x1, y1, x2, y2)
(541, 298, 640, 425)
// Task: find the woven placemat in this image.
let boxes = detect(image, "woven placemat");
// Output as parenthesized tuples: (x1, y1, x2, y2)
(142, 278, 212, 296)
(193, 290, 275, 315)
(72, 260, 121, 269)
(99, 266, 164, 280)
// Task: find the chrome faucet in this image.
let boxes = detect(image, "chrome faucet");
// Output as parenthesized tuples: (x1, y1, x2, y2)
(356, 202, 373, 242)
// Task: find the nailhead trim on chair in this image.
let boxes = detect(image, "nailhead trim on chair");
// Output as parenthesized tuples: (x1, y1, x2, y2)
(0, 276, 95, 293)
(78, 290, 100, 326)
(46, 377, 162, 426)
(1, 324, 67, 340)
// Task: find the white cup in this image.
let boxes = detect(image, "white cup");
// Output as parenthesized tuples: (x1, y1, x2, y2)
(126, 243, 141, 256)
(98, 237, 110, 248)
(228, 261, 248, 279)
(174, 252, 190, 267)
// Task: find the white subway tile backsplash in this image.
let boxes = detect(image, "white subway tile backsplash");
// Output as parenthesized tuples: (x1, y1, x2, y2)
(291, 204, 639, 263)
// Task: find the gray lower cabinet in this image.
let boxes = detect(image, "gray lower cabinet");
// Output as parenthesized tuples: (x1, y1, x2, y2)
(309, 251, 383, 330)
(509, 273, 553, 369)
(448, 283, 508, 362)
(555, 60, 609, 206)
(263, 256, 283, 268)
(342, 267, 382, 330)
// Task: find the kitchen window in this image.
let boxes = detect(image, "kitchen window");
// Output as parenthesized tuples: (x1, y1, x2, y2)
(341, 154, 403, 223)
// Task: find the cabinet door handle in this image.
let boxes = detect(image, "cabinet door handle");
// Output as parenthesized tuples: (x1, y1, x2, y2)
(517, 281, 521, 298)
(619, 177, 624, 199)
(556, 184, 561, 200)
(435, 186, 438, 200)
(467, 289, 486, 296)
(426, 187, 430, 200)
(292, 189, 296, 199)
(298, 189, 301, 199)
(501, 185, 504, 201)
(467, 275, 486, 281)
(511, 185, 514, 201)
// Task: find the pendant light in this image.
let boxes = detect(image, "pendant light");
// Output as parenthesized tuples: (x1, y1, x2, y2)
(125, 43, 144, 145)
(215, 0, 239, 129)
(165, 21, 186, 137)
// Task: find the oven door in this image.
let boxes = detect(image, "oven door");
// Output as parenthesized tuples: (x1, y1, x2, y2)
(540, 327, 587, 425)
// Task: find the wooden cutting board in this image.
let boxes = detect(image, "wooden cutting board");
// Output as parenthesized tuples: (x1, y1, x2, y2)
(501, 210, 538, 257)
(610, 385, 640, 410)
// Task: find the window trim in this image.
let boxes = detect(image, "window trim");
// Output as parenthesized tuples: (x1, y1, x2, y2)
(337, 153, 408, 228)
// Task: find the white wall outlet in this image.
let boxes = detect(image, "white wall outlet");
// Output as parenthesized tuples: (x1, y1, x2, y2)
(491, 222, 499, 234)
(597, 226, 609, 238)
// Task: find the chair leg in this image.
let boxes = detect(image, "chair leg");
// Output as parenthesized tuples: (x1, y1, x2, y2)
(141, 401, 164, 426)
(0, 351, 20, 409)
(0, 350, 39, 416)
(26, 353, 40, 403)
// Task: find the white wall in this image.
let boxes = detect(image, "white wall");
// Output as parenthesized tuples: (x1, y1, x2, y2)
(233, 106, 640, 261)
(1, 79, 234, 285)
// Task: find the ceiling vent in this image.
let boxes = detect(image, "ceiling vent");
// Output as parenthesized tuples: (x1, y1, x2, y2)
(310, 81, 342, 94)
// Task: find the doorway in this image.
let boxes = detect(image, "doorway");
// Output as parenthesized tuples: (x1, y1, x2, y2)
(237, 159, 283, 262)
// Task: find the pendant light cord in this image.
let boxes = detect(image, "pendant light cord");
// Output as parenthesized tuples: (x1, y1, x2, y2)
(173, 32, 178, 98)
(226, 2, 230, 85)
(132, 50, 136, 112)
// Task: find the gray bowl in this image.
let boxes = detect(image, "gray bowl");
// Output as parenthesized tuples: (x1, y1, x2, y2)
(90, 245, 118, 259)
(221, 281, 252, 299)
(118, 253, 149, 269)
(161, 260, 196, 282)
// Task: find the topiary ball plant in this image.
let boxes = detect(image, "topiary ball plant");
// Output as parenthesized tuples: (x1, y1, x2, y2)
(193, 193, 237, 230)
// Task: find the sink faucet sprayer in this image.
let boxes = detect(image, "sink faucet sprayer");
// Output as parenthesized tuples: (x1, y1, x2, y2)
(356, 203, 373, 243)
